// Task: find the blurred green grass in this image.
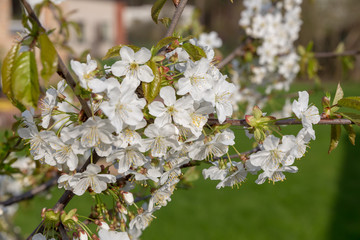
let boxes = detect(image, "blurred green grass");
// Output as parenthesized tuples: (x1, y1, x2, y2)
(13, 82, 360, 239)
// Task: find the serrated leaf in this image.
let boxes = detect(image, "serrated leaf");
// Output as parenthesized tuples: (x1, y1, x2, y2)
(182, 42, 206, 61)
(343, 125, 356, 145)
(328, 125, 341, 154)
(38, 33, 58, 84)
(103, 45, 141, 60)
(332, 83, 344, 106)
(338, 97, 360, 111)
(153, 36, 179, 55)
(339, 112, 360, 126)
(143, 61, 161, 103)
(1, 43, 20, 98)
(11, 51, 40, 108)
(151, 0, 167, 24)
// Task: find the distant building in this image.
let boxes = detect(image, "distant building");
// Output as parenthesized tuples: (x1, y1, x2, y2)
(0, 0, 194, 59)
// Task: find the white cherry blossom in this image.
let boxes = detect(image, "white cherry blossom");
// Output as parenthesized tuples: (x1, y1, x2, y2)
(292, 91, 321, 128)
(148, 86, 193, 127)
(69, 164, 116, 196)
(70, 54, 98, 89)
(111, 46, 154, 90)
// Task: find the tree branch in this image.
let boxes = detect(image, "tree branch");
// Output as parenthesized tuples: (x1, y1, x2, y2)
(314, 50, 360, 58)
(20, 0, 92, 119)
(164, 0, 189, 38)
(207, 117, 354, 127)
(0, 175, 58, 207)
(216, 45, 245, 69)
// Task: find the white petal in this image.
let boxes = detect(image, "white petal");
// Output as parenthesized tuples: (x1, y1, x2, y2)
(134, 47, 151, 64)
(160, 86, 176, 106)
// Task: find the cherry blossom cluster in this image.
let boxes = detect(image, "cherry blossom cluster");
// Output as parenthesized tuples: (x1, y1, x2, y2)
(233, 0, 303, 114)
(16, 38, 239, 238)
(203, 90, 320, 187)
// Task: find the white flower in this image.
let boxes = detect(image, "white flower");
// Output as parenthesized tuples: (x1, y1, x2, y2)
(69, 164, 116, 196)
(187, 102, 214, 138)
(189, 130, 233, 160)
(70, 54, 98, 89)
(98, 229, 130, 240)
(129, 211, 154, 231)
(177, 58, 213, 101)
(148, 86, 193, 127)
(111, 46, 154, 90)
(198, 31, 223, 48)
(58, 174, 74, 191)
(18, 125, 57, 165)
(202, 161, 228, 181)
(249, 135, 294, 172)
(32, 233, 56, 240)
(142, 124, 179, 157)
(115, 120, 146, 148)
(100, 83, 146, 133)
(255, 166, 298, 184)
(71, 117, 115, 157)
(107, 145, 148, 174)
(40, 88, 57, 129)
(208, 79, 236, 123)
(50, 128, 86, 171)
(292, 91, 321, 128)
(216, 162, 247, 189)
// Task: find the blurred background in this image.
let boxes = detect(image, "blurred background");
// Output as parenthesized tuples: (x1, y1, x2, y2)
(1, 0, 360, 239)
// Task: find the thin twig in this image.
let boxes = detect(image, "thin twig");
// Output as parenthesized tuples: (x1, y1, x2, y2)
(164, 0, 189, 38)
(58, 224, 70, 240)
(217, 45, 245, 69)
(207, 118, 354, 127)
(20, 0, 92, 119)
(314, 50, 360, 58)
(0, 175, 58, 207)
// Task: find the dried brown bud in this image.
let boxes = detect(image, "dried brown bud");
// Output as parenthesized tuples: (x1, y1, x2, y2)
(173, 0, 180, 7)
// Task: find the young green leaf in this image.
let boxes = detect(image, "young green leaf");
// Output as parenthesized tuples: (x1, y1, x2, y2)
(151, 0, 167, 24)
(1, 43, 20, 98)
(339, 112, 360, 126)
(11, 51, 40, 108)
(143, 61, 162, 103)
(343, 125, 356, 145)
(38, 33, 58, 84)
(328, 125, 341, 154)
(182, 42, 207, 61)
(332, 83, 344, 105)
(103, 45, 141, 60)
(338, 97, 360, 111)
(152, 36, 179, 55)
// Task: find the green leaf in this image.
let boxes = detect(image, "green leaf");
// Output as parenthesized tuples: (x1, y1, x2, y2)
(343, 125, 356, 145)
(182, 42, 206, 61)
(11, 51, 40, 108)
(339, 112, 360, 126)
(1, 43, 20, 98)
(151, 0, 167, 24)
(332, 83, 344, 105)
(152, 36, 179, 55)
(38, 33, 58, 84)
(337, 97, 360, 111)
(143, 61, 161, 103)
(328, 125, 341, 154)
(103, 45, 141, 60)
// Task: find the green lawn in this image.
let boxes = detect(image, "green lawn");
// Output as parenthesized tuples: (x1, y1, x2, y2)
(13, 82, 360, 239)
